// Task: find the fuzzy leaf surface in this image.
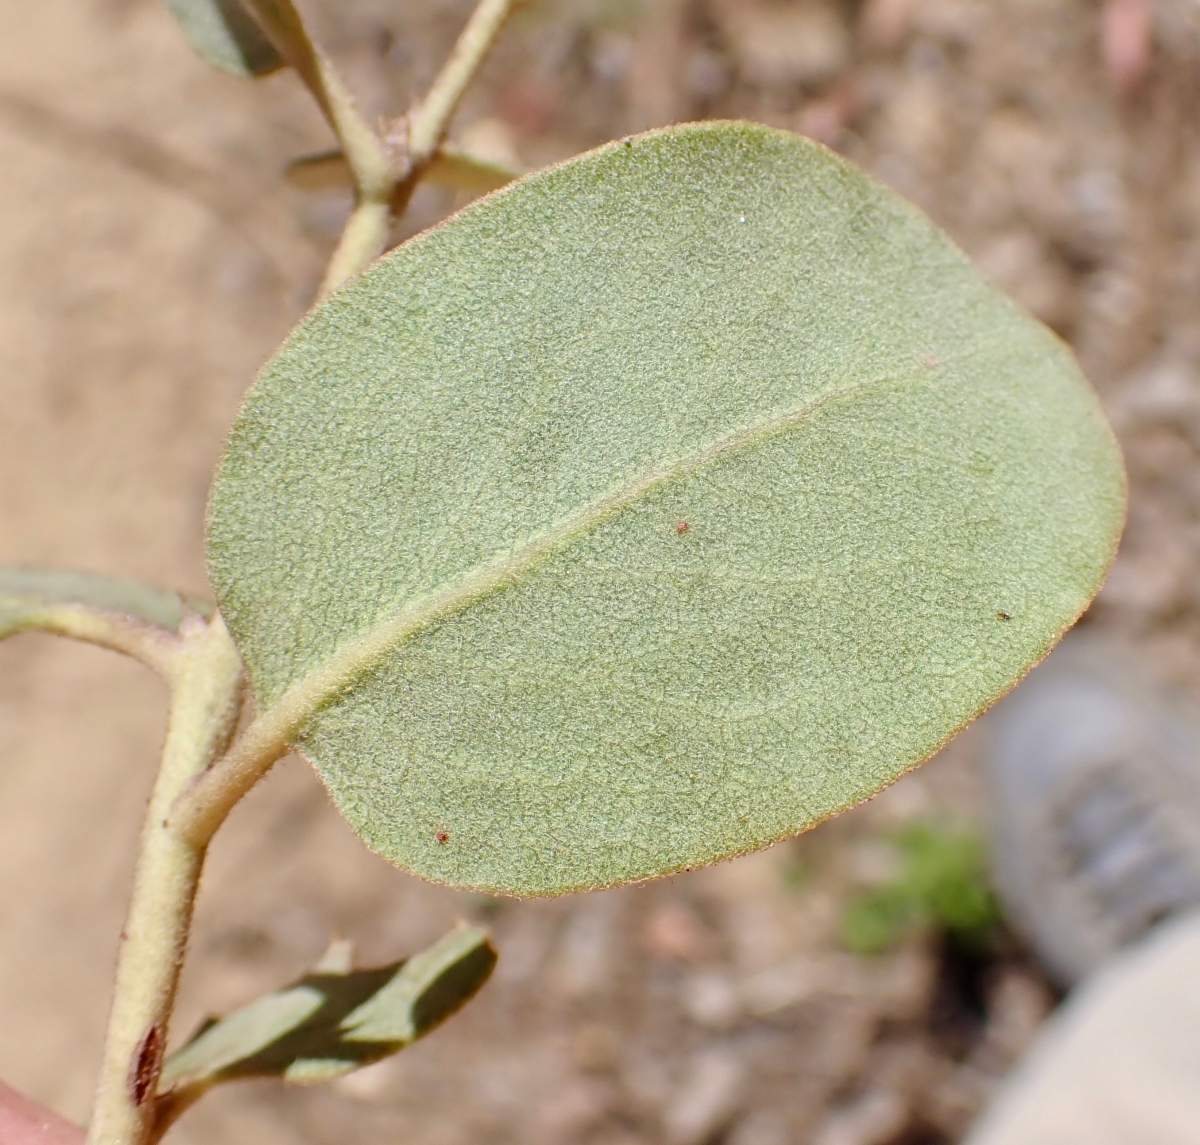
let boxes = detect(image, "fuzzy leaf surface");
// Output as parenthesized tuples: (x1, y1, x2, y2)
(163, 0, 284, 76)
(159, 925, 495, 1092)
(207, 122, 1125, 896)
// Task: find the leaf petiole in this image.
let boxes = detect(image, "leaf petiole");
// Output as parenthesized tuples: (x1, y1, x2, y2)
(0, 567, 215, 682)
(0, 598, 182, 680)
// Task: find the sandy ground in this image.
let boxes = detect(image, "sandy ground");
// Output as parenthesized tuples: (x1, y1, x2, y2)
(4, 0, 1200, 1142)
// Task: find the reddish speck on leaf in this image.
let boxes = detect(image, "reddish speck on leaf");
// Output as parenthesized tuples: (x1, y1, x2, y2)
(675, 521, 690, 534)
(435, 830, 450, 843)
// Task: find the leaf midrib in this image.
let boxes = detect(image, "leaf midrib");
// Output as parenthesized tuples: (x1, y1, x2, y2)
(252, 374, 895, 750)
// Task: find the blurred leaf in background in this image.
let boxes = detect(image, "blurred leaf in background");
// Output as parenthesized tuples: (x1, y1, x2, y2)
(842, 824, 1000, 955)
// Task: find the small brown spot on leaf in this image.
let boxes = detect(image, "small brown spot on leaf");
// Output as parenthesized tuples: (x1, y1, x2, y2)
(128, 1022, 164, 1106)
(997, 611, 1011, 621)
(436, 830, 450, 843)
(675, 521, 690, 534)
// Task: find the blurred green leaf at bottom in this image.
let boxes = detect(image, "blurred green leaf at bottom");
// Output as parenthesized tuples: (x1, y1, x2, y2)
(842, 825, 999, 955)
(159, 923, 495, 1095)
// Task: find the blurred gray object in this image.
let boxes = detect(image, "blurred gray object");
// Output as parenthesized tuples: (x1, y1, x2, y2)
(965, 909, 1200, 1145)
(983, 630, 1200, 985)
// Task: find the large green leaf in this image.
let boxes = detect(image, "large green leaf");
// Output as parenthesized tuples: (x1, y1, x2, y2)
(159, 925, 495, 1093)
(206, 121, 1125, 897)
(162, 0, 284, 77)
(0, 566, 206, 638)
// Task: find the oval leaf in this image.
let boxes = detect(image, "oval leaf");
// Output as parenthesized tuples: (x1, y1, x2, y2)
(206, 122, 1125, 897)
(163, 0, 284, 77)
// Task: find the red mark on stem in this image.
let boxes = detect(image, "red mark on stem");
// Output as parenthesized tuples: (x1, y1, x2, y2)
(128, 1022, 164, 1106)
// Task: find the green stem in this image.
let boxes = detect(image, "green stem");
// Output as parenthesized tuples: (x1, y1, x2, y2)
(319, 0, 523, 298)
(316, 197, 392, 299)
(0, 602, 180, 679)
(242, 0, 392, 197)
(85, 7, 527, 1139)
(85, 615, 243, 1145)
(407, 0, 522, 167)
(241, 0, 397, 301)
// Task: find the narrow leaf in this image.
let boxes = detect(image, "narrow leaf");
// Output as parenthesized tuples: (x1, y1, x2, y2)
(206, 121, 1125, 897)
(0, 566, 205, 638)
(340, 922, 499, 1044)
(425, 146, 521, 195)
(285, 146, 520, 196)
(283, 149, 350, 191)
(159, 925, 495, 1093)
(162, 0, 284, 77)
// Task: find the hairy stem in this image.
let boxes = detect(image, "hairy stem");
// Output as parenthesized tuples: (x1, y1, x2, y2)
(242, 0, 391, 195)
(243, 0, 396, 301)
(0, 602, 180, 680)
(319, 0, 522, 297)
(316, 197, 392, 299)
(407, 0, 522, 166)
(86, 615, 243, 1145)
(169, 702, 293, 852)
(310, 52, 395, 199)
(86, 7, 528, 1132)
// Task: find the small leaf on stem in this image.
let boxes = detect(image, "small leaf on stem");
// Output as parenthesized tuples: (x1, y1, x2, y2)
(158, 925, 495, 1095)
(426, 146, 522, 196)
